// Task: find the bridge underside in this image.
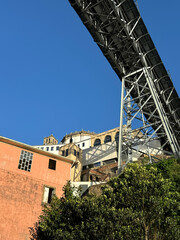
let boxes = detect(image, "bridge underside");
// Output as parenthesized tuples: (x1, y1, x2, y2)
(69, 0, 180, 160)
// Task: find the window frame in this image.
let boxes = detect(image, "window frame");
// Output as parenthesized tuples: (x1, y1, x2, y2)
(115, 132, 119, 142)
(42, 185, 56, 204)
(48, 159, 56, 170)
(94, 138, 101, 146)
(66, 149, 69, 156)
(18, 150, 33, 172)
(104, 135, 112, 143)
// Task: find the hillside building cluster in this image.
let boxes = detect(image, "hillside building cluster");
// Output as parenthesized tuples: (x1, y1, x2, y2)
(33, 127, 122, 183)
(33, 126, 160, 182)
(0, 126, 163, 239)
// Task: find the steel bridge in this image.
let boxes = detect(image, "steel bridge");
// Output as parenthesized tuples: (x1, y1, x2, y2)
(68, 0, 180, 169)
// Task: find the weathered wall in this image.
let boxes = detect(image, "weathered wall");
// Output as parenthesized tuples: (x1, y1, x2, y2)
(0, 140, 71, 240)
(0, 169, 43, 240)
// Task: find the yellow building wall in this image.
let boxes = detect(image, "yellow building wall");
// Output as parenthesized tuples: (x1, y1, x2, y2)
(59, 143, 82, 182)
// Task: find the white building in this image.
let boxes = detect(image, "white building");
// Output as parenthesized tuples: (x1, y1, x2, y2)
(61, 130, 96, 150)
(33, 131, 96, 155)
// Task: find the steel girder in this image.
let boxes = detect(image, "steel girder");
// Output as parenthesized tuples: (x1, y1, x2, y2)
(68, 0, 180, 158)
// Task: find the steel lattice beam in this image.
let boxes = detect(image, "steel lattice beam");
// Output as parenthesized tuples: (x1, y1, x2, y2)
(68, 0, 180, 161)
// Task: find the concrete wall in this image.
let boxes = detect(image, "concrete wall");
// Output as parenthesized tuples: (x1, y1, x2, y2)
(72, 181, 103, 195)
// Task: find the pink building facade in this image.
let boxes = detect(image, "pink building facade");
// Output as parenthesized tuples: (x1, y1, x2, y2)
(0, 136, 73, 240)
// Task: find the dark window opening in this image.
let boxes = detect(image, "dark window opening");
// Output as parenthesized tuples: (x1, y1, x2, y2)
(94, 162, 101, 167)
(51, 147, 54, 151)
(104, 135, 112, 143)
(82, 166, 87, 170)
(56, 146, 59, 150)
(94, 138, 101, 146)
(88, 164, 94, 169)
(66, 149, 69, 156)
(62, 150, 65, 156)
(115, 132, 119, 142)
(70, 137, 73, 143)
(77, 152, 79, 158)
(48, 188, 54, 203)
(43, 186, 55, 204)
(74, 150, 76, 156)
(48, 159, 56, 170)
(82, 142, 85, 147)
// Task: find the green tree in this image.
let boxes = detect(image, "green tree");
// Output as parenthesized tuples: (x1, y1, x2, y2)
(146, 158, 180, 192)
(31, 164, 180, 240)
(104, 163, 180, 240)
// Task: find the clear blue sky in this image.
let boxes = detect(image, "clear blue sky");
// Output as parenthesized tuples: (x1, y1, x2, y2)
(0, 0, 179, 145)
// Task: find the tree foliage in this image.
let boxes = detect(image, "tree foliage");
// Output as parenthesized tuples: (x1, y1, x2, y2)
(146, 157, 180, 192)
(31, 160, 180, 240)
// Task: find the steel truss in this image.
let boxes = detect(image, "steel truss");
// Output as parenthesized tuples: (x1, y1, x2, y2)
(118, 68, 179, 171)
(68, 0, 180, 170)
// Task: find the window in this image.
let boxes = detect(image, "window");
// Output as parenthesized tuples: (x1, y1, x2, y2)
(48, 159, 56, 170)
(94, 138, 101, 146)
(77, 152, 79, 158)
(18, 150, 33, 172)
(115, 132, 119, 142)
(51, 146, 54, 151)
(78, 144, 80, 147)
(74, 149, 76, 156)
(46, 147, 49, 151)
(104, 135, 111, 143)
(82, 142, 85, 147)
(66, 149, 69, 156)
(43, 186, 55, 204)
(56, 146, 59, 150)
(82, 166, 87, 170)
(88, 164, 94, 169)
(94, 162, 101, 167)
(62, 150, 65, 156)
(41, 147, 44, 150)
(103, 159, 116, 165)
(70, 137, 73, 143)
